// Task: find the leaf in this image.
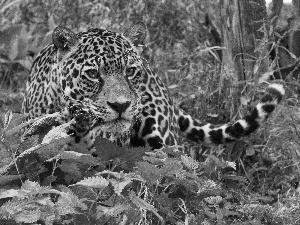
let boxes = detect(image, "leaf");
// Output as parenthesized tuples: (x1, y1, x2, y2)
(0, 0, 22, 13)
(129, 191, 155, 211)
(246, 147, 256, 156)
(3, 113, 28, 130)
(8, 32, 19, 61)
(0, 180, 59, 199)
(0, 135, 73, 177)
(14, 209, 41, 223)
(15, 58, 32, 70)
(207, 113, 218, 118)
(21, 112, 63, 142)
(35, 196, 55, 207)
(60, 151, 99, 166)
(16, 134, 40, 155)
(259, 71, 274, 83)
(56, 190, 87, 215)
(154, 193, 175, 214)
(21, 180, 41, 193)
(96, 171, 144, 195)
(16, 25, 30, 60)
(15, 136, 71, 170)
(97, 170, 144, 181)
(181, 155, 199, 170)
(20, 180, 59, 196)
(206, 155, 229, 169)
(129, 191, 163, 222)
(58, 161, 82, 183)
(253, 63, 259, 75)
(168, 84, 179, 89)
(0, 198, 44, 221)
(240, 96, 250, 106)
(41, 122, 71, 144)
(110, 178, 132, 196)
(93, 136, 127, 160)
(44, 214, 56, 225)
(204, 196, 222, 205)
(38, 136, 72, 160)
(207, 47, 220, 61)
(96, 170, 127, 180)
(41, 175, 57, 186)
(167, 69, 177, 74)
(74, 176, 109, 189)
(222, 175, 247, 183)
(0, 198, 23, 214)
(69, 185, 97, 203)
(48, 15, 57, 31)
(225, 161, 236, 170)
(55, 197, 78, 216)
(196, 179, 218, 194)
(158, 159, 183, 178)
(94, 137, 149, 169)
(0, 189, 24, 199)
(143, 149, 168, 165)
(4, 114, 45, 137)
(96, 204, 129, 219)
(136, 161, 161, 183)
(4, 110, 13, 130)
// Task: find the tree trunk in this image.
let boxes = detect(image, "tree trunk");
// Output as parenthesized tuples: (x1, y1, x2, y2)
(219, 0, 268, 157)
(289, 1, 300, 57)
(220, 0, 267, 83)
(293, 0, 300, 18)
(269, 0, 283, 28)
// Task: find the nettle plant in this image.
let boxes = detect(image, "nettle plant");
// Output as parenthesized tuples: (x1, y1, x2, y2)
(0, 110, 300, 225)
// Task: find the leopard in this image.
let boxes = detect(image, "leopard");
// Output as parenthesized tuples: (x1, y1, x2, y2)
(22, 22, 285, 156)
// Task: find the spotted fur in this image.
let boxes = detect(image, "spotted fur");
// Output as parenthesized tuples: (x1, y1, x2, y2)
(22, 23, 285, 153)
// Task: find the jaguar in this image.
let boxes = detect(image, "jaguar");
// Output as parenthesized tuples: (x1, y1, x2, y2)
(22, 22, 285, 154)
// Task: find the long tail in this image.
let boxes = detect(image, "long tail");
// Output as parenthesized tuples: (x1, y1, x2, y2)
(178, 82, 285, 145)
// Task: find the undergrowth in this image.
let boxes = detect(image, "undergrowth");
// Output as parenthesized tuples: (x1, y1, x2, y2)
(0, 91, 299, 225)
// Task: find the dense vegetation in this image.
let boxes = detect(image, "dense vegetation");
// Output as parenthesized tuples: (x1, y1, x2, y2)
(0, 0, 300, 224)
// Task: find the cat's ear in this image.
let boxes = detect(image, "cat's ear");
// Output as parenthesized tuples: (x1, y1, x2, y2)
(52, 26, 78, 52)
(123, 21, 147, 47)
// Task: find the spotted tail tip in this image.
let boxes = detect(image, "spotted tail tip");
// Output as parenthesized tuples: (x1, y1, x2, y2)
(267, 81, 285, 102)
(268, 82, 285, 98)
(258, 82, 285, 106)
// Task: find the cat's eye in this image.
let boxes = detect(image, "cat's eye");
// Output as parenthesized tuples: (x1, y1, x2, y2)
(125, 67, 135, 77)
(86, 69, 98, 79)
